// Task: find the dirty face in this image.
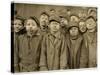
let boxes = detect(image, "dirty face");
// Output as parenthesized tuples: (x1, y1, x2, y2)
(40, 14, 49, 30)
(69, 27, 79, 36)
(49, 21, 60, 33)
(25, 19, 38, 34)
(86, 18, 96, 30)
(50, 10, 56, 16)
(60, 18, 68, 27)
(14, 19, 23, 33)
(79, 21, 86, 33)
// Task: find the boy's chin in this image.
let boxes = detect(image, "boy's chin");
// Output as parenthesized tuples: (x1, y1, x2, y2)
(14, 28, 24, 33)
(14, 30, 20, 33)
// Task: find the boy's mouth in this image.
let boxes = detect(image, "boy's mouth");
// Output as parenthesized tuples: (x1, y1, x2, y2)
(14, 28, 20, 32)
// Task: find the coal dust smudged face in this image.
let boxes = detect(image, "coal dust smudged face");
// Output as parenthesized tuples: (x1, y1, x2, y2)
(40, 15, 49, 30)
(60, 18, 68, 27)
(49, 21, 60, 33)
(25, 19, 38, 35)
(69, 27, 79, 36)
(14, 19, 23, 33)
(86, 18, 96, 30)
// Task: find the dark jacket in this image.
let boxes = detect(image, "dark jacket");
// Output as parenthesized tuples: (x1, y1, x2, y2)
(17, 32, 42, 72)
(39, 31, 68, 70)
(83, 31, 97, 67)
(66, 34, 88, 69)
(13, 28, 26, 72)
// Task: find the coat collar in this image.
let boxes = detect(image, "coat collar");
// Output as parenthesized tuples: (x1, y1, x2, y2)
(48, 31, 61, 40)
(25, 30, 40, 38)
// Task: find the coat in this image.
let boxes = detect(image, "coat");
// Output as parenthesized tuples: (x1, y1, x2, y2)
(18, 32, 42, 72)
(13, 29, 26, 72)
(14, 33, 20, 72)
(83, 31, 97, 67)
(39, 31, 68, 70)
(66, 34, 88, 69)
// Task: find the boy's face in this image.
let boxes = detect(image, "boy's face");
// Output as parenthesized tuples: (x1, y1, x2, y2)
(79, 21, 86, 32)
(69, 27, 79, 36)
(49, 21, 60, 33)
(67, 10, 71, 16)
(40, 14, 49, 29)
(25, 19, 38, 33)
(60, 18, 68, 27)
(50, 10, 55, 15)
(90, 11, 97, 18)
(70, 16, 79, 22)
(14, 19, 23, 32)
(86, 18, 96, 30)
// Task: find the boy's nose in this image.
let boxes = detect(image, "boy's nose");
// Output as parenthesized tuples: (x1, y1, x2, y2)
(29, 26, 33, 29)
(54, 25, 56, 27)
(15, 25, 19, 28)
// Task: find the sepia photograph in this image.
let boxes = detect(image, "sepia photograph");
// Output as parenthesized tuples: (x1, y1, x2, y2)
(11, 2, 97, 73)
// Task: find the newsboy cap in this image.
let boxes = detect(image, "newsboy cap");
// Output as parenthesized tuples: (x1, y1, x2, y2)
(68, 21, 79, 30)
(49, 15, 61, 23)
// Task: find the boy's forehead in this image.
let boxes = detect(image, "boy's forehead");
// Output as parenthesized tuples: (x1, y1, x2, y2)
(26, 19, 36, 23)
(41, 14, 48, 17)
(14, 19, 22, 22)
(70, 15, 79, 21)
(71, 15, 78, 18)
(50, 21, 60, 24)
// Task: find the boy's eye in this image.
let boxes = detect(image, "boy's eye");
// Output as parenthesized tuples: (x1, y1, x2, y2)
(27, 23, 30, 26)
(55, 23, 59, 25)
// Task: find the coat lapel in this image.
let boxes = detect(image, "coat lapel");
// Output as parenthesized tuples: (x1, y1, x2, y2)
(74, 36, 82, 56)
(48, 32, 61, 47)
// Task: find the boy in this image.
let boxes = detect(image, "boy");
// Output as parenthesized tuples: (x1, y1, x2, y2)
(39, 16, 68, 70)
(18, 16, 42, 72)
(13, 16, 25, 72)
(84, 16, 97, 67)
(66, 21, 88, 69)
(39, 12, 49, 34)
(49, 9, 58, 21)
(70, 15, 79, 23)
(88, 8, 97, 21)
(59, 15, 69, 35)
(49, 9, 56, 17)
(79, 20, 87, 34)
